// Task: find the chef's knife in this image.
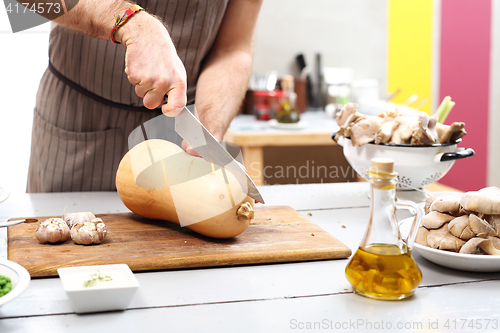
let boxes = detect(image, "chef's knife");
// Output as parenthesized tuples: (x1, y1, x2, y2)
(173, 105, 265, 204)
(0, 218, 38, 228)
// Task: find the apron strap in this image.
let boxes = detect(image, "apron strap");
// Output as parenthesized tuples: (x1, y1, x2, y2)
(48, 61, 162, 112)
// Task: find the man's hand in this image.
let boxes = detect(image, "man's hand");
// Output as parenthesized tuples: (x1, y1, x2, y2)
(52, 2, 188, 114)
(115, 12, 187, 113)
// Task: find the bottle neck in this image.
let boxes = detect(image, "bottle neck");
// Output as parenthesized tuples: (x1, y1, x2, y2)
(367, 171, 397, 190)
(360, 174, 403, 251)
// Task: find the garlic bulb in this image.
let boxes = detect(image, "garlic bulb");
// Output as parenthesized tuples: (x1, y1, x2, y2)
(62, 212, 96, 228)
(35, 218, 71, 243)
(70, 218, 107, 245)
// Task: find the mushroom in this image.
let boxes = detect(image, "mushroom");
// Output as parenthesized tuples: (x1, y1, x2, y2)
(335, 103, 359, 128)
(427, 224, 466, 252)
(349, 116, 383, 146)
(429, 197, 461, 216)
(390, 116, 415, 145)
(334, 103, 365, 142)
(411, 112, 436, 145)
(419, 187, 500, 255)
(487, 236, 500, 249)
(389, 127, 403, 145)
(460, 186, 500, 215)
(70, 218, 107, 245)
(459, 207, 474, 216)
(415, 226, 429, 247)
(448, 215, 474, 240)
(421, 211, 455, 229)
(468, 214, 497, 238)
(484, 215, 500, 234)
(435, 122, 466, 143)
(424, 195, 436, 215)
(377, 109, 404, 119)
(334, 107, 466, 146)
(459, 237, 500, 255)
(375, 120, 398, 144)
(35, 218, 70, 243)
(427, 115, 439, 142)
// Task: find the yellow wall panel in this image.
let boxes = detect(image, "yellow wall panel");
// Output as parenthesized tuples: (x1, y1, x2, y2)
(388, 0, 433, 113)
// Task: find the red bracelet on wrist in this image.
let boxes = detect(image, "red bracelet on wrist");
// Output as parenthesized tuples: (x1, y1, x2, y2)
(110, 4, 144, 44)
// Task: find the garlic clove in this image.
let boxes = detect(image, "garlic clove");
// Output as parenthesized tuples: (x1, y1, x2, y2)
(47, 224, 61, 243)
(70, 218, 107, 245)
(93, 219, 107, 244)
(35, 223, 49, 243)
(62, 212, 96, 229)
(35, 218, 70, 243)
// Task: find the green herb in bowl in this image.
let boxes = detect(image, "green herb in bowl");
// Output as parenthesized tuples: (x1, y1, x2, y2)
(0, 275, 12, 297)
(83, 271, 113, 288)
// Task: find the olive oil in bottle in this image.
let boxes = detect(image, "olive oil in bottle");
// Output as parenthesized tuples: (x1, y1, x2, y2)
(345, 158, 423, 300)
(275, 75, 300, 123)
(345, 244, 422, 300)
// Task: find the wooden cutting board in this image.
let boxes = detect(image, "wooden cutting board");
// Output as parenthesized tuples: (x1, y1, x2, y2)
(7, 205, 351, 277)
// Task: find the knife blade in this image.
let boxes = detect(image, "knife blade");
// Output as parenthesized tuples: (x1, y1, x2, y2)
(0, 218, 38, 228)
(174, 105, 265, 204)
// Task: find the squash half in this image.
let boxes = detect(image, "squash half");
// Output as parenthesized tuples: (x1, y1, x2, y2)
(116, 139, 255, 238)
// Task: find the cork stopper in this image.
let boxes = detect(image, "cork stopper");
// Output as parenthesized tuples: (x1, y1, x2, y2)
(369, 158, 396, 189)
(370, 158, 394, 175)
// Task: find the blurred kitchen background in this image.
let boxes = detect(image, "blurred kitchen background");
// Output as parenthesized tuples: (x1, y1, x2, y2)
(1, 0, 499, 194)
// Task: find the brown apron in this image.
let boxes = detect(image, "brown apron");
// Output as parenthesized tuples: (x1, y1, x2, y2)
(27, 0, 228, 192)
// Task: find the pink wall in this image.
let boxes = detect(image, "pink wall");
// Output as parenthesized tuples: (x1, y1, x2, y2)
(438, 0, 491, 191)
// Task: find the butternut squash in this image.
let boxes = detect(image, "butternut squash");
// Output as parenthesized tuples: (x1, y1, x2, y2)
(115, 139, 254, 238)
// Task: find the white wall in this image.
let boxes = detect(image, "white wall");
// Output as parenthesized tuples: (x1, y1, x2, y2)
(0, 13, 50, 195)
(252, 0, 387, 91)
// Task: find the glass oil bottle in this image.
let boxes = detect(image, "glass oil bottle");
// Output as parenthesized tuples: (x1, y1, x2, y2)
(345, 158, 423, 300)
(275, 75, 300, 123)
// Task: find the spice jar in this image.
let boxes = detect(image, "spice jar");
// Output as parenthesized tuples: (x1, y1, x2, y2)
(252, 90, 285, 120)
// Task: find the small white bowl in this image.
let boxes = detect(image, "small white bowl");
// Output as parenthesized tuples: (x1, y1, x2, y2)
(57, 264, 140, 313)
(333, 135, 474, 190)
(0, 260, 31, 308)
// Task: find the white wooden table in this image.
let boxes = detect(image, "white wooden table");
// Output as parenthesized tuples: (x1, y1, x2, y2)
(1, 183, 500, 333)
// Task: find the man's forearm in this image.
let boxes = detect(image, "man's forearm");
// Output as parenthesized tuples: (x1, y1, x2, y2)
(195, 50, 253, 142)
(194, 0, 262, 142)
(32, 0, 134, 40)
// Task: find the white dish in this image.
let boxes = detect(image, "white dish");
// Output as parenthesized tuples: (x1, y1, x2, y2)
(400, 217, 500, 272)
(0, 260, 31, 308)
(419, 191, 463, 204)
(269, 119, 309, 130)
(57, 264, 140, 313)
(397, 190, 463, 204)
